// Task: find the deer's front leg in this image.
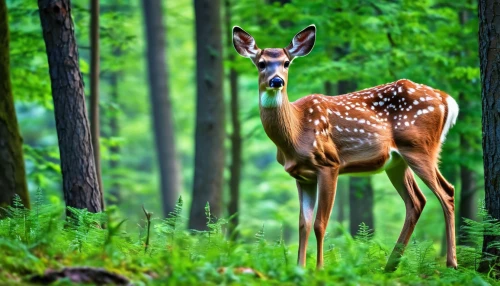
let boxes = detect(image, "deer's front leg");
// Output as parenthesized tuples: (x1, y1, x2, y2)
(314, 166, 339, 269)
(296, 181, 317, 267)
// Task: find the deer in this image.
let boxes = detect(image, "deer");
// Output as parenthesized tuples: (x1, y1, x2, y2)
(232, 24, 459, 271)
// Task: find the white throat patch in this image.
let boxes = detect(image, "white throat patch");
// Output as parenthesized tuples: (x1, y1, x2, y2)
(260, 89, 283, 108)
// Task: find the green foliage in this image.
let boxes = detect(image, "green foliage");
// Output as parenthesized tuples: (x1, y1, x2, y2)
(0, 197, 498, 284)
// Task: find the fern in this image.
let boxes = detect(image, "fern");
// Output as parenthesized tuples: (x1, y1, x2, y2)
(355, 222, 373, 244)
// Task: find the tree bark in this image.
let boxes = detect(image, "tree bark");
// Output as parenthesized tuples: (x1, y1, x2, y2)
(0, 0, 30, 210)
(107, 47, 121, 205)
(38, 0, 103, 212)
(225, 0, 241, 240)
(89, 0, 104, 207)
(478, 0, 500, 274)
(142, 0, 180, 216)
(349, 177, 374, 236)
(458, 97, 477, 245)
(456, 10, 477, 246)
(189, 0, 225, 230)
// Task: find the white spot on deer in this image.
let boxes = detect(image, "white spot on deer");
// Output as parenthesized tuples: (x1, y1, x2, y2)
(314, 120, 320, 125)
(413, 100, 419, 105)
(377, 93, 383, 98)
(321, 116, 327, 123)
(393, 91, 397, 96)
(313, 140, 317, 148)
(327, 109, 333, 114)
(315, 130, 320, 135)
(397, 122, 401, 126)
(403, 115, 407, 119)
(371, 106, 375, 110)
(373, 102, 379, 106)
(308, 119, 312, 122)
(359, 129, 365, 133)
(417, 110, 423, 115)
(362, 102, 367, 106)
(346, 117, 353, 121)
(354, 128, 358, 132)
(317, 106, 322, 112)
(428, 106, 435, 111)
(405, 122, 409, 126)
(423, 109, 429, 114)
(426, 96, 433, 101)
(313, 99, 319, 104)
(379, 101, 384, 106)
(335, 125, 343, 132)
(359, 119, 366, 124)
(411, 120, 415, 124)
(420, 97, 425, 101)
(345, 128, 351, 132)
(439, 104, 445, 113)
(309, 108, 313, 114)
(346, 106, 351, 110)
(398, 86, 402, 93)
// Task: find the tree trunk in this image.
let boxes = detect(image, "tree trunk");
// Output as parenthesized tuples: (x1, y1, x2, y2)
(142, 0, 180, 216)
(339, 80, 375, 236)
(189, 0, 225, 230)
(38, 0, 103, 212)
(89, 0, 104, 207)
(0, 0, 30, 210)
(225, 0, 241, 240)
(478, 0, 500, 274)
(349, 177, 374, 236)
(107, 47, 121, 205)
(458, 92, 476, 245)
(456, 10, 477, 246)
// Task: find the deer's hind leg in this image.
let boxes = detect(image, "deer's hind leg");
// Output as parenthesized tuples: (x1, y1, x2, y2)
(399, 150, 457, 268)
(385, 159, 427, 272)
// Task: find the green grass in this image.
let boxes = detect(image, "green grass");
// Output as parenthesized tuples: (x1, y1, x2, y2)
(0, 194, 498, 285)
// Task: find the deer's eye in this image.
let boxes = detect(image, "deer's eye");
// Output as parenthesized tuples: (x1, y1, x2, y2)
(284, 61, 290, 68)
(258, 61, 266, 70)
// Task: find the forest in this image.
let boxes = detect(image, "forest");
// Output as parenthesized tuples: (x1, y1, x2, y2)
(1, 0, 500, 284)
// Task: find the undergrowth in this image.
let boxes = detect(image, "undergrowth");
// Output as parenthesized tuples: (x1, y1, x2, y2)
(0, 191, 499, 285)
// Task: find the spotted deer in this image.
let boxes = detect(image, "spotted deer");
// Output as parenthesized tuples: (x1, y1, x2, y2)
(232, 25, 459, 271)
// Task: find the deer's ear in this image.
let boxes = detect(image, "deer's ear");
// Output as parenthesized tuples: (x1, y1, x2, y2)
(285, 25, 316, 59)
(233, 26, 260, 59)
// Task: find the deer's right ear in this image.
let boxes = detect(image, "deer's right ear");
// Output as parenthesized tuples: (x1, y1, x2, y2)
(233, 26, 260, 59)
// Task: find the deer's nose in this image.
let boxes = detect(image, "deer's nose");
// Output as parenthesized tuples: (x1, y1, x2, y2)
(269, 77, 284, 88)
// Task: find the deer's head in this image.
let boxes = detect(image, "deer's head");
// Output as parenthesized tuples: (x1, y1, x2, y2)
(233, 25, 316, 107)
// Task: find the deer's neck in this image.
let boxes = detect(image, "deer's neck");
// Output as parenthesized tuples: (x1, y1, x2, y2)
(259, 89, 300, 149)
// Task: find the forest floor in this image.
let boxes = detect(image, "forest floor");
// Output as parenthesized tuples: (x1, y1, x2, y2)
(0, 197, 499, 285)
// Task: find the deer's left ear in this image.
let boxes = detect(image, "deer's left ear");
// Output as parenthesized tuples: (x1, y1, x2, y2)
(285, 25, 316, 59)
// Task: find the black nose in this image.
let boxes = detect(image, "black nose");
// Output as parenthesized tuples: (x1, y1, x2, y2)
(269, 77, 284, 88)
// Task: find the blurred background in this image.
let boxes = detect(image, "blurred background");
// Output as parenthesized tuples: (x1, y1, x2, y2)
(6, 0, 481, 252)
